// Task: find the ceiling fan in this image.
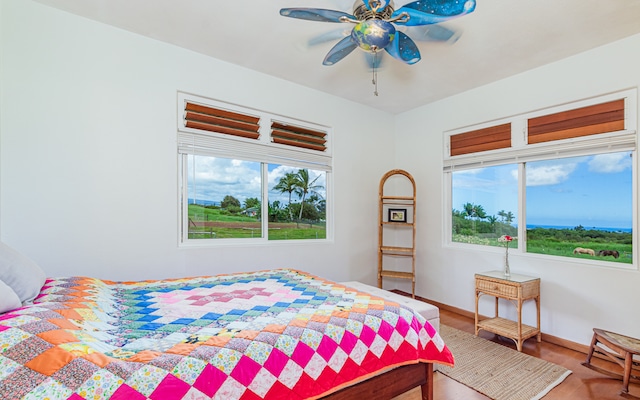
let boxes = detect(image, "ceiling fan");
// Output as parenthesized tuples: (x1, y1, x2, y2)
(280, 0, 476, 68)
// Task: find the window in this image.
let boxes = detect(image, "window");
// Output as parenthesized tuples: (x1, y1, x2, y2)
(444, 90, 636, 267)
(178, 93, 331, 244)
(451, 164, 518, 246)
(525, 152, 632, 261)
(268, 165, 326, 240)
(186, 155, 263, 239)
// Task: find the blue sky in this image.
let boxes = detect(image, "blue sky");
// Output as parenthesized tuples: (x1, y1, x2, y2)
(452, 151, 633, 229)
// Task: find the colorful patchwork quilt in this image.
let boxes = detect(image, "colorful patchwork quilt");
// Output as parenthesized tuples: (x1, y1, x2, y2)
(0, 269, 453, 399)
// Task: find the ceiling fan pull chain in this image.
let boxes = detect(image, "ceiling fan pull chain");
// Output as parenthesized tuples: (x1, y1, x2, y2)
(372, 53, 379, 96)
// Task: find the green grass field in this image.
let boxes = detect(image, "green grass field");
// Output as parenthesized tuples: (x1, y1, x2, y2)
(526, 239, 631, 263)
(188, 204, 326, 240)
(453, 233, 632, 264)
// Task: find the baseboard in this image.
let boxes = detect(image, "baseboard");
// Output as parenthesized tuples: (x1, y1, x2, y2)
(391, 289, 591, 355)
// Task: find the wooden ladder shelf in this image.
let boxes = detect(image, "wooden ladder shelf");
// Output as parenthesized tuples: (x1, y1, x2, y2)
(378, 169, 417, 297)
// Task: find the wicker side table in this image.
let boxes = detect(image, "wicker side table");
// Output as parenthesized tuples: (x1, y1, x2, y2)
(474, 271, 541, 351)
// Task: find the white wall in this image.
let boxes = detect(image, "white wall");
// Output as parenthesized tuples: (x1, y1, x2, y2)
(0, 0, 395, 284)
(397, 33, 640, 346)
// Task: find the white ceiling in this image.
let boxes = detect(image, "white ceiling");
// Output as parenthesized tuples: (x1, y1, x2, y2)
(33, 0, 640, 114)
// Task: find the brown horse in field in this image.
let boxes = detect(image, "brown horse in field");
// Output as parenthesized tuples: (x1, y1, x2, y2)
(597, 249, 620, 258)
(573, 247, 595, 256)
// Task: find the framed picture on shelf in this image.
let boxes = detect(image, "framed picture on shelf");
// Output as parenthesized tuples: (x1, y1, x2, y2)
(388, 208, 407, 223)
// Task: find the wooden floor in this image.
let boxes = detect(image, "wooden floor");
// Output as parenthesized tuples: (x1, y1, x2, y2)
(422, 308, 640, 400)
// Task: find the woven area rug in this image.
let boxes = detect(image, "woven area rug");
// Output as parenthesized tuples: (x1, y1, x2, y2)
(436, 325, 572, 400)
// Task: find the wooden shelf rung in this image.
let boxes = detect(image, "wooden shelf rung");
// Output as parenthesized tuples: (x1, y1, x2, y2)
(380, 245, 413, 253)
(379, 270, 415, 280)
(381, 196, 414, 201)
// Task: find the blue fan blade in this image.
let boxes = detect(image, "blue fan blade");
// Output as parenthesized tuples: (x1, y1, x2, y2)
(392, 0, 476, 26)
(402, 0, 476, 16)
(384, 31, 421, 64)
(280, 8, 354, 23)
(323, 36, 358, 65)
(308, 28, 350, 47)
(362, 0, 392, 12)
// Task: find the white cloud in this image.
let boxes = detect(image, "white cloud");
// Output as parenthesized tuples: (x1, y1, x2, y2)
(190, 156, 261, 203)
(452, 168, 493, 191)
(454, 175, 494, 190)
(267, 165, 296, 187)
(526, 162, 577, 186)
(188, 156, 327, 204)
(588, 152, 632, 173)
(455, 168, 483, 176)
(453, 166, 517, 192)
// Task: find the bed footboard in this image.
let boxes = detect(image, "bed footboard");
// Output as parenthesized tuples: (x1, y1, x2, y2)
(321, 362, 433, 400)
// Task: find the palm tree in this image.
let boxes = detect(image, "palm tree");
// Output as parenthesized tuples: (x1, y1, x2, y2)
(498, 210, 507, 222)
(273, 172, 298, 220)
(504, 211, 515, 224)
(473, 204, 487, 220)
(294, 169, 323, 221)
(462, 202, 486, 234)
(462, 202, 475, 219)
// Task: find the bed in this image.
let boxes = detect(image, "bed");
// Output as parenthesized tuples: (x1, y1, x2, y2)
(0, 264, 453, 400)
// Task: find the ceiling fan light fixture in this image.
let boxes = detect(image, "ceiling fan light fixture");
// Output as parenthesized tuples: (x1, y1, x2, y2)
(351, 20, 396, 52)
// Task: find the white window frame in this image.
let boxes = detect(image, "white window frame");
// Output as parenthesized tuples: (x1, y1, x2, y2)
(443, 88, 638, 270)
(177, 92, 333, 246)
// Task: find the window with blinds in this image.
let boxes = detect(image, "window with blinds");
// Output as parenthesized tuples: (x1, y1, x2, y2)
(528, 99, 625, 144)
(183, 102, 261, 140)
(271, 121, 327, 152)
(444, 91, 635, 171)
(444, 89, 637, 269)
(449, 99, 627, 159)
(449, 123, 511, 156)
(177, 92, 332, 245)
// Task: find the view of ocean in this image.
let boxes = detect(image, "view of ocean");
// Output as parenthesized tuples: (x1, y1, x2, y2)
(189, 199, 219, 206)
(526, 224, 632, 233)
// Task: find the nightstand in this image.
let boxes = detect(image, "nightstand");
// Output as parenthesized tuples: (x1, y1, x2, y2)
(474, 270, 541, 351)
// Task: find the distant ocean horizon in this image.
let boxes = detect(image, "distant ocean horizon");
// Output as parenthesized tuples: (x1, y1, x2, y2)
(189, 198, 219, 206)
(526, 224, 632, 233)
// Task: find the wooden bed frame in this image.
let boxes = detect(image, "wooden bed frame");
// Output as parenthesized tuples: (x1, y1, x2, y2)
(323, 362, 433, 400)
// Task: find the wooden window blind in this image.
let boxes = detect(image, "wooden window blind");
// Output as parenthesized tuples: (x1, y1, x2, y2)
(450, 123, 511, 156)
(184, 102, 260, 140)
(528, 99, 625, 144)
(271, 121, 327, 152)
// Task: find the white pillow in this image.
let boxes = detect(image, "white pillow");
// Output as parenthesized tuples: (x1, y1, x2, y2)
(0, 241, 46, 303)
(0, 279, 22, 313)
